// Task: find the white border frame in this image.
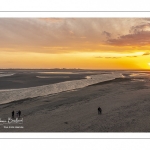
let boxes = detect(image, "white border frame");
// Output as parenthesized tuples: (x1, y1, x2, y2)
(1, 12, 150, 18)
(0, 133, 150, 139)
(0, 8, 150, 138)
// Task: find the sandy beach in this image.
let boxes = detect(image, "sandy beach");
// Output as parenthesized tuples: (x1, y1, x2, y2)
(0, 76, 150, 132)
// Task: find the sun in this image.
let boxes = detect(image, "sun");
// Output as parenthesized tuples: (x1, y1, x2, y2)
(148, 63, 150, 66)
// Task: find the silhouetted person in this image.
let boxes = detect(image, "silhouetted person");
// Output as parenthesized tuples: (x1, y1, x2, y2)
(12, 111, 14, 118)
(18, 110, 21, 118)
(16, 111, 19, 118)
(98, 107, 102, 114)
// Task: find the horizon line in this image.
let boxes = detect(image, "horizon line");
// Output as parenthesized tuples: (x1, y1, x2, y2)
(0, 68, 150, 71)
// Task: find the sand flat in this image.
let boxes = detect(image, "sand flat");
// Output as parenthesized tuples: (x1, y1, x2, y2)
(0, 78, 150, 132)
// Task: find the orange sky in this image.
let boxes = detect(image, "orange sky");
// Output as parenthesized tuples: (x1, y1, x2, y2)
(0, 18, 150, 69)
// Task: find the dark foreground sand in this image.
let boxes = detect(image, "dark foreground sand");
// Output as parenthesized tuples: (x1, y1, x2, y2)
(0, 77, 150, 132)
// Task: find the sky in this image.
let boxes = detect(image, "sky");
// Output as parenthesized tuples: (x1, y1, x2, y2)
(1, 18, 150, 69)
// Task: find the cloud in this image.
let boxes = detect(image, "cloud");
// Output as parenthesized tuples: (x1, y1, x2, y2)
(129, 23, 150, 34)
(102, 31, 111, 38)
(106, 23, 150, 47)
(126, 56, 137, 58)
(95, 55, 139, 59)
(105, 57, 121, 59)
(38, 18, 63, 23)
(69, 31, 74, 35)
(0, 18, 148, 54)
(95, 52, 150, 59)
(95, 56, 121, 59)
(80, 37, 86, 39)
(107, 31, 150, 47)
(142, 52, 150, 55)
(95, 53, 147, 59)
(95, 56, 103, 58)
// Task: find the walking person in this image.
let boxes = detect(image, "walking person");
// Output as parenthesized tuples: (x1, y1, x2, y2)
(12, 110, 14, 118)
(18, 110, 21, 118)
(16, 111, 19, 118)
(98, 107, 102, 115)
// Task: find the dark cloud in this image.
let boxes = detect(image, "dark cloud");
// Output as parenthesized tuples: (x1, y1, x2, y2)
(129, 23, 150, 34)
(142, 52, 150, 56)
(102, 31, 111, 38)
(95, 56, 121, 59)
(107, 31, 150, 47)
(107, 23, 150, 47)
(126, 56, 137, 58)
(95, 54, 146, 59)
(104, 57, 121, 59)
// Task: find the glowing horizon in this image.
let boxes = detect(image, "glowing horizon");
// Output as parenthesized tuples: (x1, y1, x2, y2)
(1, 18, 150, 70)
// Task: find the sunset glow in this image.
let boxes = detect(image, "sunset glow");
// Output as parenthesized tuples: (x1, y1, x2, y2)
(1, 18, 150, 69)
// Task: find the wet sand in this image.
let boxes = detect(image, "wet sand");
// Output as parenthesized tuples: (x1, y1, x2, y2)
(0, 72, 87, 90)
(0, 77, 150, 132)
(0, 69, 122, 90)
